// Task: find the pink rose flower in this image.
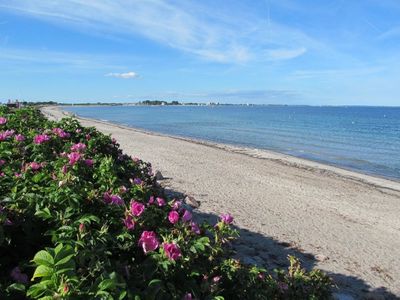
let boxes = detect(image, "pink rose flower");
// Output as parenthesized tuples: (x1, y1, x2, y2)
(191, 222, 200, 235)
(15, 134, 25, 142)
(148, 196, 155, 205)
(212, 276, 221, 283)
(103, 192, 112, 204)
(138, 231, 159, 254)
(156, 197, 166, 207)
(0, 117, 7, 125)
(84, 159, 94, 167)
(168, 211, 179, 224)
(172, 200, 182, 210)
(71, 143, 86, 152)
(67, 152, 81, 165)
(133, 178, 142, 185)
(123, 215, 135, 230)
(130, 201, 145, 217)
(0, 130, 14, 141)
(0, 159, 5, 167)
(30, 162, 42, 171)
(163, 242, 182, 261)
(182, 210, 192, 222)
(220, 213, 234, 224)
(182, 293, 193, 300)
(85, 134, 91, 141)
(61, 165, 68, 174)
(52, 128, 70, 138)
(111, 195, 124, 206)
(34, 134, 50, 144)
(103, 192, 124, 205)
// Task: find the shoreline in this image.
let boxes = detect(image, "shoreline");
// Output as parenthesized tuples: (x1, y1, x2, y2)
(53, 106, 400, 193)
(41, 105, 400, 297)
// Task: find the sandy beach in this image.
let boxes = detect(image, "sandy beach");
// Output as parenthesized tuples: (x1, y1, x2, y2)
(42, 106, 400, 298)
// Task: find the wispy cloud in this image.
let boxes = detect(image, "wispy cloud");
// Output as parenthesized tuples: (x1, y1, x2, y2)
(105, 71, 138, 79)
(265, 47, 307, 60)
(290, 66, 385, 79)
(0, 47, 135, 73)
(0, 0, 316, 63)
(378, 26, 400, 40)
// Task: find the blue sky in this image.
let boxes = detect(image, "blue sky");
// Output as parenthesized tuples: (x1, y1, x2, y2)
(0, 0, 399, 105)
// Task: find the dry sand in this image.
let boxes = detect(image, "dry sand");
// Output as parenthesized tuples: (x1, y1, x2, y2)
(42, 106, 400, 299)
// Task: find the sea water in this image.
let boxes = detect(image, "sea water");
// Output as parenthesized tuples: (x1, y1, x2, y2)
(65, 105, 400, 181)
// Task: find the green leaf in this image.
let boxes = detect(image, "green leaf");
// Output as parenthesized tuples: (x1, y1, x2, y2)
(119, 290, 127, 300)
(77, 214, 100, 224)
(190, 271, 200, 277)
(54, 253, 74, 266)
(32, 173, 45, 183)
(195, 243, 205, 251)
(27, 283, 47, 298)
(54, 244, 74, 263)
(95, 290, 112, 298)
(6, 283, 26, 293)
(32, 265, 53, 280)
(148, 279, 162, 286)
(98, 278, 116, 291)
(198, 237, 210, 244)
(146, 279, 163, 299)
(34, 207, 52, 220)
(54, 243, 63, 256)
(55, 267, 75, 275)
(32, 250, 54, 267)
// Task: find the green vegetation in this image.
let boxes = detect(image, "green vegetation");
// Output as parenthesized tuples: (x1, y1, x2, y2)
(138, 100, 181, 105)
(0, 107, 332, 299)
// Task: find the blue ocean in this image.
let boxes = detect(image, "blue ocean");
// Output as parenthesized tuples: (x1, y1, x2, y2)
(65, 105, 400, 181)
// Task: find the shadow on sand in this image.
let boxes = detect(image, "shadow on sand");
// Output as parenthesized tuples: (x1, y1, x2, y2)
(161, 187, 399, 300)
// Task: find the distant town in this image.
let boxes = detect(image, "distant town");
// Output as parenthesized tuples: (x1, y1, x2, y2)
(1, 99, 259, 107)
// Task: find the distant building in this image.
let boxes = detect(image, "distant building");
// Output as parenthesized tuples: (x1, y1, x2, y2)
(7, 99, 21, 108)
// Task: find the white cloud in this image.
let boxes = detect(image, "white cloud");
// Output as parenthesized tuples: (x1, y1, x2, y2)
(0, 0, 317, 63)
(290, 67, 384, 79)
(265, 47, 307, 60)
(105, 71, 138, 79)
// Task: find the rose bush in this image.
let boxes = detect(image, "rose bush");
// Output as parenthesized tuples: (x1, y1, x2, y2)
(0, 107, 332, 299)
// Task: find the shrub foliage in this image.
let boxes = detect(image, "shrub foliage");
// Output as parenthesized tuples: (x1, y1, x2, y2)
(0, 107, 332, 299)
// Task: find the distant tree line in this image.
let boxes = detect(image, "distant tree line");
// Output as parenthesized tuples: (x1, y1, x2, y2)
(139, 100, 181, 105)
